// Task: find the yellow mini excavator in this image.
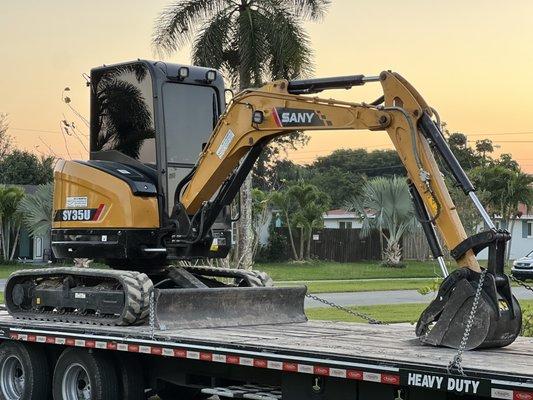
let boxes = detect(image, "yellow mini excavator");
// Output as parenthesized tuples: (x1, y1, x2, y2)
(5, 60, 522, 350)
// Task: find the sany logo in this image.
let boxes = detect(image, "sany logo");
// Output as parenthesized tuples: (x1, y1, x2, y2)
(273, 107, 324, 127)
(281, 111, 315, 124)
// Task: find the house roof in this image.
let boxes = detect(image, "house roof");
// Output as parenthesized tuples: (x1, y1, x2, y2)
(518, 203, 531, 217)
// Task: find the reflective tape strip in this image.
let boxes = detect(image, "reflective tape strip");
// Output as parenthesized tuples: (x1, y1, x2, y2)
(19, 330, 533, 398)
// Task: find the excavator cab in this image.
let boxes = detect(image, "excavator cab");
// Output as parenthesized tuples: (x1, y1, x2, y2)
(52, 61, 233, 266)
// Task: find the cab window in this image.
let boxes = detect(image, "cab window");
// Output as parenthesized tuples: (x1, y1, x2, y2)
(90, 63, 156, 164)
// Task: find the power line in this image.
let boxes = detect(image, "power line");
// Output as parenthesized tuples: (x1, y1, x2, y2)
(11, 127, 62, 135)
(466, 131, 533, 137)
(471, 140, 533, 143)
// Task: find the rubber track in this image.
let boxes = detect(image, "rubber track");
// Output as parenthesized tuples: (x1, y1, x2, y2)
(5, 268, 153, 326)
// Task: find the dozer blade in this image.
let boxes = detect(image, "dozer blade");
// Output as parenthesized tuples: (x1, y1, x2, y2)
(416, 268, 522, 350)
(154, 286, 307, 330)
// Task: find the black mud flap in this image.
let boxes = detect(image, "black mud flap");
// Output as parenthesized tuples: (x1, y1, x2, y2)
(154, 286, 307, 330)
(416, 267, 522, 349)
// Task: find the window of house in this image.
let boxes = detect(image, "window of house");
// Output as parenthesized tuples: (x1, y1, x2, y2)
(528, 221, 533, 238)
(339, 221, 352, 229)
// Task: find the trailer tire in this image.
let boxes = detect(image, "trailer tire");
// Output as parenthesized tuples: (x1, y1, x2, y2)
(113, 353, 145, 400)
(0, 342, 51, 400)
(53, 348, 118, 400)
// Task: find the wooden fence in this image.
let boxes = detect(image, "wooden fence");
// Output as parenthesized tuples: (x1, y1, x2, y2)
(272, 228, 431, 262)
(402, 229, 432, 261)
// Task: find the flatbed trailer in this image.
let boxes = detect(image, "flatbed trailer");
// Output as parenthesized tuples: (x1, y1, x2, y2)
(0, 310, 531, 400)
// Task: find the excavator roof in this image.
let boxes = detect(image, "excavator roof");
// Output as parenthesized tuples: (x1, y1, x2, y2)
(91, 59, 226, 89)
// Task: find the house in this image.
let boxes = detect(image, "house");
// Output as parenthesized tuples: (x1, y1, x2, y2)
(477, 204, 533, 260)
(259, 208, 366, 246)
(323, 209, 371, 229)
(323, 206, 533, 260)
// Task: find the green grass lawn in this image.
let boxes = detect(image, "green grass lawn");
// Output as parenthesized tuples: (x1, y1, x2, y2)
(257, 260, 455, 281)
(307, 300, 533, 324)
(0, 261, 516, 296)
(0, 264, 39, 279)
(280, 278, 440, 294)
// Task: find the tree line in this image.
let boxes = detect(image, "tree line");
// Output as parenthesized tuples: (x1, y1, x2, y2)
(0, 114, 54, 261)
(253, 133, 533, 266)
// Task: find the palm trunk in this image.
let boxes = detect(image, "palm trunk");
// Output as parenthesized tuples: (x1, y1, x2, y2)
(5, 221, 10, 260)
(506, 217, 516, 266)
(234, 65, 254, 269)
(285, 211, 298, 260)
(299, 227, 304, 261)
(1, 226, 6, 260)
(236, 175, 254, 269)
(306, 229, 312, 260)
(9, 224, 21, 261)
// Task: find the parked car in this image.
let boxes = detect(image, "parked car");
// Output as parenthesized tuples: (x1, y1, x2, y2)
(511, 250, 533, 280)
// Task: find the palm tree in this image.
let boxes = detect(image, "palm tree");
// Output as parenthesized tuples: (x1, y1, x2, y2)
(472, 166, 533, 264)
(346, 177, 416, 267)
(0, 186, 24, 260)
(286, 181, 330, 260)
(269, 181, 329, 261)
(153, 0, 329, 268)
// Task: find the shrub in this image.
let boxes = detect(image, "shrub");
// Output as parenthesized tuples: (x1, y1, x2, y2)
(522, 305, 533, 337)
(256, 230, 289, 262)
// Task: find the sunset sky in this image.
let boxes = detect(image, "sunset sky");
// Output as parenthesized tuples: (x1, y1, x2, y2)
(1, 0, 533, 171)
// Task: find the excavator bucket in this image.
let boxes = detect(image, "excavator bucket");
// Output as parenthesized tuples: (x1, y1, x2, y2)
(153, 286, 307, 330)
(416, 267, 522, 350)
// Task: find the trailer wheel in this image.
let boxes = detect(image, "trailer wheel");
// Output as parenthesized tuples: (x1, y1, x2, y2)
(53, 348, 118, 400)
(0, 341, 51, 400)
(113, 354, 145, 400)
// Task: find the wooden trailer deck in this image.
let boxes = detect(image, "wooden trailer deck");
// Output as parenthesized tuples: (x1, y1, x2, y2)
(0, 312, 531, 397)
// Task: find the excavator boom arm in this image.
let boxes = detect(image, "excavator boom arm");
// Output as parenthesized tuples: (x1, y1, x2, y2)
(177, 70, 522, 350)
(180, 71, 477, 269)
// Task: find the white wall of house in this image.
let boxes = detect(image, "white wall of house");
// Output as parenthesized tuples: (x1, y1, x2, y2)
(323, 210, 364, 229)
(323, 218, 363, 229)
(477, 216, 533, 260)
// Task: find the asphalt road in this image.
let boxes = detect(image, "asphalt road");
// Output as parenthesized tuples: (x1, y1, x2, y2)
(304, 287, 533, 308)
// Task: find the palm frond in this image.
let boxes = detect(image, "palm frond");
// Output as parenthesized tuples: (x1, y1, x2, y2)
(289, 0, 330, 20)
(257, 8, 313, 80)
(192, 12, 234, 69)
(236, 8, 267, 87)
(259, 0, 330, 20)
(0, 186, 24, 218)
(18, 184, 53, 238)
(152, 0, 229, 55)
(347, 176, 415, 242)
